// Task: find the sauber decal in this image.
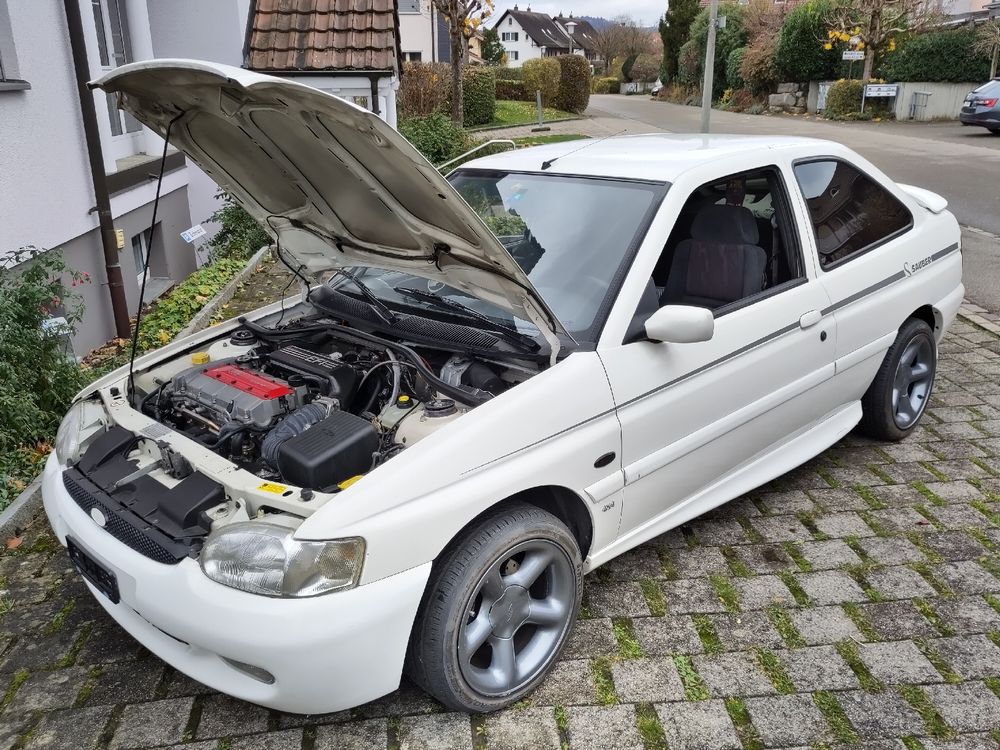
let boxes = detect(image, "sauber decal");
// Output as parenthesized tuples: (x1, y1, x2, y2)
(904, 255, 934, 276)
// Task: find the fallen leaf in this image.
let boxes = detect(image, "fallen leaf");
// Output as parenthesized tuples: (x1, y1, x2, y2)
(5, 537, 22, 550)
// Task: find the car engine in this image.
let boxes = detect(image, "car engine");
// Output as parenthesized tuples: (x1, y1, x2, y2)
(139, 321, 525, 492)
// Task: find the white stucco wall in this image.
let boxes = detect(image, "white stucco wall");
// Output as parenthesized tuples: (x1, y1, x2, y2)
(497, 16, 542, 67)
(287, 74, 400, 128)
(399, 1, 436, 62)
(0, 2, 100, 256)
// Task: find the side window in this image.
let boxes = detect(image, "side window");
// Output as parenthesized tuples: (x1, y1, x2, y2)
(794, 159, 912, 270)
(651, 166, 805, 315)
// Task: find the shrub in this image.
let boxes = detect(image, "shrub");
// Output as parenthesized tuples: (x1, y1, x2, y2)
(727, 47, 747, 90)
(135, 258, 246, 352)
(0, 247, 89, 505)
(398, 61, 452, 119)
(882, 28, 991, 83)
(823, 78, 864, 119)
(494, 66, 524, 81)
(678, 39, 702, 87)
(521, 58, 561, 105)
(690, 3, 748, 98)
(593, 76, 620, 94)
(775, 0, 840, 82)
(741, 37, 780, 94)
(461, 66, 496, 126)
(205, 192, 269, 262)
(398, 112, 473, 164)
(630, 54, 662, 84)
(727, 87, 755, 111)
(555, 54, 592, 113)
(496, 78, 531, 101)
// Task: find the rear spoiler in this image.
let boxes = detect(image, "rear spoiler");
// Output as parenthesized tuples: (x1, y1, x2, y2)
(898, 184, 948, 214)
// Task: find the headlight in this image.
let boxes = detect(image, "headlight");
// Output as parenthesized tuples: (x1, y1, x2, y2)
(55, 399, 108, 465)
(200, 522, 364, 597)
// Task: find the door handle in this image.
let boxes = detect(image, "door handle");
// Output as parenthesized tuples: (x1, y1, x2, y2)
(799, 310, 822, 329)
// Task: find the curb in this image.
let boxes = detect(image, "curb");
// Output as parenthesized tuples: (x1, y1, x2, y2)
(468, 115, 582, 134)
(0, 478, 43, 538)
(176, 244, 273, 338)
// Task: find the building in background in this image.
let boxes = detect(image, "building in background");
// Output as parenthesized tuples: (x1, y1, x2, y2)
(244, 0, 403, 127)
(0, 0, 250, 355)
(490, 6, 590, 68)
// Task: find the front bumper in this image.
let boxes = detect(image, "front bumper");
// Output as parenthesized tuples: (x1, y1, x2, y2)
(41, 453, 431, 714)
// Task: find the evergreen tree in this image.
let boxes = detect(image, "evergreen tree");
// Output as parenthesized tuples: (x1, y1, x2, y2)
(659, 0, 701, 83)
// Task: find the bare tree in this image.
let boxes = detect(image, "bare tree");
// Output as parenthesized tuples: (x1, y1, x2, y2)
(590, 16, 655, 77)
(826, 0, 940, 82)
(591, 23, 628, 73)
(975, 19, 1000, 80)
(432, 0, 494, 125)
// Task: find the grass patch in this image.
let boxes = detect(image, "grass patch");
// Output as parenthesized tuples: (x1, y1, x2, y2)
(554, 704, 569, 732)
(859, 510, 891, 536)
(842, 563, 883, 602)
(47, 598, 76, 635)
(867, 465, 897, 486)
(0, 597, 13, 617)
(835, 639, 883, 691)
(813, 690, 859, 745)
(612, 617, 644, 660)
(725, 697, 764, 750)
(987, 630, 1000, 649)
(969, 528, 997, 553)
(854, 486, 886, 510)
(692, 614, 724, 654)
(985, 676, 1000, 700)
(482, 100, 577, 129)
(899, 685, 952, 739)
(767, 605, 806, 648)
(985, 594, 1000, 616)
(913, 597, 954, 636)
(57, 622, 92, 668)
(512, 133, 589, 147)
(591, 657, 618, 705)
(816, 468, 839, 488)
(754, 648, 794, 693)
(781, 542, 813, 572)
(919, 461, 950, 481)
(913, 505, 945, 530)
(721, 547, 752, 578)
(777, 570, 810, 605)
(904, 532, 945, 563)
(736, 517, 765, 543)
(901, 738, 925, 750)
(915, 639, 961, 683)
(635, 703, 668, 750)
(972, 499, 1000, 526)
(0, 669, 29, 710)
(913, 482, 945, 506)
(841, 602, 881, 642)
(709, 574, 740, 613)
(909, 561, 953, 596)
(655, 547, 679, 581)
(672, 655, 710, 700)
(639, 578, 667, 617)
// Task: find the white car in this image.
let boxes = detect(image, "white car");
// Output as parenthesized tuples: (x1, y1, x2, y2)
(43, 60, 963, 715)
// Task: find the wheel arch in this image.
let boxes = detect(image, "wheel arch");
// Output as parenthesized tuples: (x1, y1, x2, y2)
(909, 304, 942, 340)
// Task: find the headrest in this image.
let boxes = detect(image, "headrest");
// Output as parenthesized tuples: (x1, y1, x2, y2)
(690, 204, 760, 245)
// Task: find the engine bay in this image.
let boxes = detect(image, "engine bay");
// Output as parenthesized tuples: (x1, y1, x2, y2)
(136, 315, 533, 493)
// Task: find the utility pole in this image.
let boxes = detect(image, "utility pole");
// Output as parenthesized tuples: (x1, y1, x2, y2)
(700, 0, 719, 134)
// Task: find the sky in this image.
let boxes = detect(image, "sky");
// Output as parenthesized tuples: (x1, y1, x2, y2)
(489, 1, 666, 27)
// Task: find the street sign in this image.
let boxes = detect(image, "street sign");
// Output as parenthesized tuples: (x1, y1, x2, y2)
(842, 50, 864, 61)
(864, 84, 898, 98)
(180, 224, 207, 243)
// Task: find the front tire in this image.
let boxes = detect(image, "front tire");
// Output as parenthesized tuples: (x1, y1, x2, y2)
(407, 503, 582, 713)
(858, 317, 936, 441)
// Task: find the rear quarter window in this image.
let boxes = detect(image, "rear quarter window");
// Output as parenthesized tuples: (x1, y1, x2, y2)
(793, 159, 912, 270)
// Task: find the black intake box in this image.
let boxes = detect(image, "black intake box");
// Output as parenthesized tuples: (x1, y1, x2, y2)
(276, 411, 378, 490)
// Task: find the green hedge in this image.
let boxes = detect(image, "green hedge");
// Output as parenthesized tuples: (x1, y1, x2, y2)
(727, 47, 747, 90)
(522, 58, 561, 106)
(494, 67, 524, 81)
(462, 66, 497, 126)
(496, 79, 532, 101)
(883, 28, 991, 83)
(775, 0, 841, 82)
(690, 4, 748, 98)
(399, 112, 473, 164)
(593, 76, 620, 94)
(823, 79, 864, 119)
(555, 54, 592, 113)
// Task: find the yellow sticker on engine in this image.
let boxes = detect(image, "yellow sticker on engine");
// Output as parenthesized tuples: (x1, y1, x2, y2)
(257, 482, 287, 494)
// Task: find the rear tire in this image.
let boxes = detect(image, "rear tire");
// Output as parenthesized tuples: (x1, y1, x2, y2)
(857, 317, 936, 441)
(406, 503, 582, 713)
(989, 128, 1000, 135)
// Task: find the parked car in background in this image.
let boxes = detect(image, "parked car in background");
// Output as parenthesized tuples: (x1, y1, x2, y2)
(44, 60, 964, 716)
(959, 79, 1000, 134)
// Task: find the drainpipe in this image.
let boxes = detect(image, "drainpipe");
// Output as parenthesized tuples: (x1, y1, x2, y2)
(63, 0, 132, 339)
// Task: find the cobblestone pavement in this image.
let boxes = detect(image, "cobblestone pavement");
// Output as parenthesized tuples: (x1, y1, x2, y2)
(3, 311, 1000, 749)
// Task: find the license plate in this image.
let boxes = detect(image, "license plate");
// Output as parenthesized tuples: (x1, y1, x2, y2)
(67, 538, 120, 603)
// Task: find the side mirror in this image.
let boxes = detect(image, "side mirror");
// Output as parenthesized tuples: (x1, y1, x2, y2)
(644, 305, 714, 344)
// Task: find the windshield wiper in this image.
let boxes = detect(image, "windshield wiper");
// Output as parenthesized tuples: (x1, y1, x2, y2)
(394, 286, 539, 353)
(333, 269, 398, 325)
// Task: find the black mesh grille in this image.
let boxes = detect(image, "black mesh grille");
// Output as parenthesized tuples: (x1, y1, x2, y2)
(63, 473, 180, 565)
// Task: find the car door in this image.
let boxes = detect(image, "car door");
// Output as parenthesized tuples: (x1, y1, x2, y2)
(597, 160, 839, 550)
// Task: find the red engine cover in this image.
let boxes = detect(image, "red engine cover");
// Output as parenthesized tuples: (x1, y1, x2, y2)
(203, 365, 293, 400)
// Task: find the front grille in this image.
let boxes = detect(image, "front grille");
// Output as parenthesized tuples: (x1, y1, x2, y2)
(63, 472, 181, 565)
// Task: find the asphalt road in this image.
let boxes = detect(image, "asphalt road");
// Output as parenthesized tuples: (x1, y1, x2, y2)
(586, 95, 1000, 312)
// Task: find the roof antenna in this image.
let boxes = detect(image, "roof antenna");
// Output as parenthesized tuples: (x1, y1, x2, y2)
(541, 128, 628, 171)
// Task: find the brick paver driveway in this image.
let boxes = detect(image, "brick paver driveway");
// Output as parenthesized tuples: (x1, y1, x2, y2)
(3, 316, 1000, 750)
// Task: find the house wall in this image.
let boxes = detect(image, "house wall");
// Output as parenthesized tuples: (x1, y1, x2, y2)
(286, 74, 400, 128)
(496, 15, 541, 67)
(398, 0, 436, 62)
(892, 81, 979, 121)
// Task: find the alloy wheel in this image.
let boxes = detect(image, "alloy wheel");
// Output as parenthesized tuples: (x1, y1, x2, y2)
(891, 335, 934, 429)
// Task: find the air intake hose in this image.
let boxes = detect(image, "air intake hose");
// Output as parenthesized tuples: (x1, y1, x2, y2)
(261, 403, 329, 469)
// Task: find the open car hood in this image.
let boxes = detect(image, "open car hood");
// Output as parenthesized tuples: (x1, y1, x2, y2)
(92, 60, 567, 354)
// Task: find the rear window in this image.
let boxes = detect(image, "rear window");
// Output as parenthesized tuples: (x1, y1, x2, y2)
(972, 80, 1000, 95)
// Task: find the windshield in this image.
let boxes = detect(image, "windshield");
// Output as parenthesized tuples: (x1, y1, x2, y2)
(325, 170, 665, 344)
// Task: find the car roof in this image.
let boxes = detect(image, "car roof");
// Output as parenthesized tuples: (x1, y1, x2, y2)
(461, 133, 842, 182)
